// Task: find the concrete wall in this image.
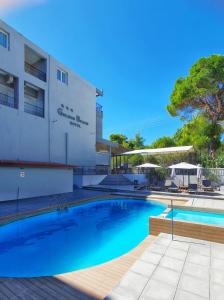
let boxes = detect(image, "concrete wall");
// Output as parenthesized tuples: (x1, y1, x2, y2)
(73, 175, 107, 187)
(123, 174, 148, 184)
(0, 19, 97, 167)
(0, 167, 73, 201)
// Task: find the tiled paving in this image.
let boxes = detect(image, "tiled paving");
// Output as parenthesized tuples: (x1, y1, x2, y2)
(186, 198, 224, 211)
(106, 233, 224, 300)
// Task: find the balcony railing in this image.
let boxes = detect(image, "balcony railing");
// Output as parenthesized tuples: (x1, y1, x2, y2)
(96, 102, 103, 113)
(25, 62, 46, 82)
(73, 166, 109, 175)
(0, 92, 15, 108)
(24, 102, 44, 118)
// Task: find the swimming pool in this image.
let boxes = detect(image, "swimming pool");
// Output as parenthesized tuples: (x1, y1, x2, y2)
(166, 209, 224, 226)
(0, 198, 166, 277)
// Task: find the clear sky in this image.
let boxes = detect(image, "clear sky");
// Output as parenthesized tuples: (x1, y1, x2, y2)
(1, 0, 224, 145)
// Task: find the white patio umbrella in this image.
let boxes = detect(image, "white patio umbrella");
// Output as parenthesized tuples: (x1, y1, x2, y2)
(168, 162, 201, 186)
(136, 163, 161, 185)
(136, 163, 161, 168)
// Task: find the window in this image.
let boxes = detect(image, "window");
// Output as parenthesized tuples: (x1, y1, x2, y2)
(57, 68, 68, 84)
(0, 29, 9, 49)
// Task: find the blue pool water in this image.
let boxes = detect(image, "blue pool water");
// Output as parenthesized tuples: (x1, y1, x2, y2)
(0, 198, 165, 277)
(166, 209, 224, 226)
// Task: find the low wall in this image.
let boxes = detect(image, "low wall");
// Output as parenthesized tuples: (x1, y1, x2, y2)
(73, 174, 107, 187)
(0, 167, 73, 201)
(150, 216, 224, 244)
(123, 174, 147, 184)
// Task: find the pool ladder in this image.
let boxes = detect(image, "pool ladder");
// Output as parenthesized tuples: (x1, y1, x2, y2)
(57, 198, 67, 211)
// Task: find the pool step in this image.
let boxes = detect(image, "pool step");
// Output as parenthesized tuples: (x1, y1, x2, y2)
(99, 175, 133, 186)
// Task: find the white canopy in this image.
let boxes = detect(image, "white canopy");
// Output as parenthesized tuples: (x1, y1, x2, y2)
(123, 146, 194, 156)
(168, 162, 201, 170)
(169, 162, 202, 181)
(136, 163, 161, 168)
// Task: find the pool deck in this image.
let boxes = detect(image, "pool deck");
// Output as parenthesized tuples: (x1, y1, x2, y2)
(107, 233, 224, 300)
(0, 235, 156, 299)
(186, 197, 224, 211)
(0, 189, 110, 224)
(0, 189, 224, 299)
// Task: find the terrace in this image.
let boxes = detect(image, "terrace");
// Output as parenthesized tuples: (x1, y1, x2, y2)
(24, 46, 47, 82)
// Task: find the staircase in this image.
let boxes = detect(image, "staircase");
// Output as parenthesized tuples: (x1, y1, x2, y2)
(99, 174, 133, 186)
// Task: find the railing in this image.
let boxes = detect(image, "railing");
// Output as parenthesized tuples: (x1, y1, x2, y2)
(25, 62, 46, 82)
(73, 166, 109, 175)
(112, 167, 224, 177)
(203, 168, 224, 176)
(96, 102, 103, 113)
(0, 92, 15, 108)
(24, 102, 44, 118)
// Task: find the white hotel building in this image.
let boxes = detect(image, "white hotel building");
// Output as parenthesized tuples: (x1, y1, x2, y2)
(0, 19, 120, 201)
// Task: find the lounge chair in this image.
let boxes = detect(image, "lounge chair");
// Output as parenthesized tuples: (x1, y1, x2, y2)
(202, 179, 214, 192)
(150, 180, 165, 191)
(135, 184, 147, 190)
(188, 183, 198, 194)
(168, 182, 180, 193)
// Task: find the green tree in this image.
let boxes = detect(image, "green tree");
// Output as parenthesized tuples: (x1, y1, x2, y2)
(128, 154, 144, 166)
(167, 55, 224, 124)
(109, 134, 128, 147)
(128, 133, 145, 149)
(149, 136, 176, 148)
(174, 115, 222, 152)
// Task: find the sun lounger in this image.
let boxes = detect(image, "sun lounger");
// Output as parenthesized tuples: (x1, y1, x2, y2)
(188, 183, 198, 194)
(202, 180, 214, 192)
(150, 181, 165, 191)
(134, 184, 146, 190)
(168, 182, 180, 193)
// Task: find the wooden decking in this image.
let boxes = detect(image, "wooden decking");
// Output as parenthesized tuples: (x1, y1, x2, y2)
(0, 235, 156, 300)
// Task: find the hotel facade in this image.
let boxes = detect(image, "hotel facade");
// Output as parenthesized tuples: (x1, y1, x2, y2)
(0, 19, 118, 201)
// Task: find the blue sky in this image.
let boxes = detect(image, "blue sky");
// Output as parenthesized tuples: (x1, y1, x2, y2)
(1, 0, 224, 145)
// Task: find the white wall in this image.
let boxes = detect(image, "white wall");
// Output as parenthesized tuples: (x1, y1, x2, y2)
(123, 174, 148, 184)
(0, 167, 73, 201)
(73, 175, 107, 187)
(0, 19, 97, 167)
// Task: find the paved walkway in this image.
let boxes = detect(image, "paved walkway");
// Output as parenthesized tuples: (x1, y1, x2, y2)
(106, 233, 224, 300)
(186, 197, 224, 211)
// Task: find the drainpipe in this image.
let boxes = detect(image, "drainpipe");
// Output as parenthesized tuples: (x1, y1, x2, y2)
(47, 55, 51, 162)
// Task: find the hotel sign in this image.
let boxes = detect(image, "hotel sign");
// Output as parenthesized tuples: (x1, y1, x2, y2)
(57, 105, 89, 128)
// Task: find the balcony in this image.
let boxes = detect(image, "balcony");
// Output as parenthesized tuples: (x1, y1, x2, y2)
(0, 69, 18, 109)
(24, 82, 44, 118)
(24, 102, 44, 118)
(96, 102, 103, 112)
(24, 46, 47, 82)
(0, 92, 15, 108)
(25, 62, 46, 82)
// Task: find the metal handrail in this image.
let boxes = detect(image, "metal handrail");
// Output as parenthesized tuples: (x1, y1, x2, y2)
(24, 101, 44, 118)
(0, 91, 15, 108)
(96, 102, 103, 112)
(25, 62, 46, 82)
(73, 166, 109, 175)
